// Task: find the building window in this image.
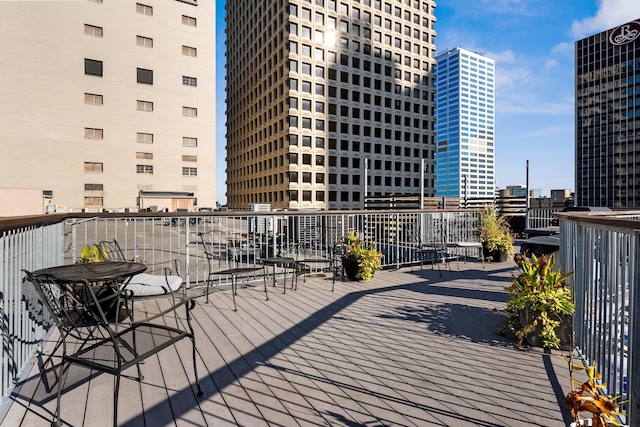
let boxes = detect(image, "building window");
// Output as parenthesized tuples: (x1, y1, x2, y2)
(136, 152, 153, 159)
(182, 45, 197, 57)
(84, 162, 103, 172)
(136, 100, 153, 112)
(84, 24, 103, 37)
(182, 76, 197, 86)
(84, 197, 103, 206)
(84, 128, 103, 139)
(137, 132, 153, 143)
(182, 106, 197, 117)
(84, 59, 103, 76)
(84, 93, 103, 105)
(84, 183, 103, 191)
(136, 165, 153, 174)
(136, 3, 153, 16)
(182, 15, 197, 27)
(182, 167, 197, 176)
(136, 35, 153, 48)
(182, 155, 197, 162)
(183, 137, 197, 147)
(137, 68, 153, 84)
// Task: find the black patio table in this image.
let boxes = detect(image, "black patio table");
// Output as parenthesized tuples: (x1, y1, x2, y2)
(32, 261, 147, 320)
(33, 261, 147, 284)
(262, 256, 297, 294)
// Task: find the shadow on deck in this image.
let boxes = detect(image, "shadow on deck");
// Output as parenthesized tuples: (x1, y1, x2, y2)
(2, 259, 575, 427)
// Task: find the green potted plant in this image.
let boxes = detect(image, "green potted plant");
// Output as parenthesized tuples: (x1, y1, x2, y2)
(341, 230, 383, 281)
(480, 205, 515, 261)
(77, 243, 108, 263)
(503, 253, 575, 349)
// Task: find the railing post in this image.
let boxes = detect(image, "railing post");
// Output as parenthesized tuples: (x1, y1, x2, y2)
(628, 232, 640, 425)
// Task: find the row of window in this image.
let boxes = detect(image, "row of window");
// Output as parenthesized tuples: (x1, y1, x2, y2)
(91, 1, 197, 22)
(84, 59, 198, 88)
(83, 130, 197, 148)
(84, 163, 197, 176)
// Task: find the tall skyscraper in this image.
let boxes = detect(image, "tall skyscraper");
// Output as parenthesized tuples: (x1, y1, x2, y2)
(575, 18, 640, 208)
(226, 0, 438, 210)
(434, 47, 496, 198)
(0, 1, 216, 213)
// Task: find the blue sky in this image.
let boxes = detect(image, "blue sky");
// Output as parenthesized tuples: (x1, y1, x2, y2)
(215, 0, 638, 204)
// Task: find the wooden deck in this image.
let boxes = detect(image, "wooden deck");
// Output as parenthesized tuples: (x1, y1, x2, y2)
(1, 259, 576, 426)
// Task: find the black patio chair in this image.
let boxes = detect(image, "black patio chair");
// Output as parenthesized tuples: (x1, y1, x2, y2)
(99, 239, 184, 298)
(22, 269, 203, 427)
(198, 231, 265, 309)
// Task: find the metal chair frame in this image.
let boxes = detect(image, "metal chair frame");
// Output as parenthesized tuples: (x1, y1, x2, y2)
(22, 269, 203, 427)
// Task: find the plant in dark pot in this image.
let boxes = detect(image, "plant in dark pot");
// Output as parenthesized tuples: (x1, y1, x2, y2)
(503, 253, 574, 349)
(480, 205, 515, 262)
(341, 230, 383, 281)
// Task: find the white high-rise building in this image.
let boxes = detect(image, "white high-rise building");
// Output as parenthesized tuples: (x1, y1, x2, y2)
(0, 0, 216, 214)
(434, 47, 495, 198)
(226, 0, 438, 210)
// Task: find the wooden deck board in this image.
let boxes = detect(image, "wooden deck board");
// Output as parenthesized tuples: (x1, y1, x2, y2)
(2, 261, 577, 427)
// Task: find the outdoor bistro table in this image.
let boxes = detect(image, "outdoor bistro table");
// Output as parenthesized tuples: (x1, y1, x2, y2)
(32, 261, 147, 320)
(261, 256, 297, 294)
(294, 258, 335, 291)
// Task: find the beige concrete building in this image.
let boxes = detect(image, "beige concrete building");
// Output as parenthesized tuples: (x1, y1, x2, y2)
(226, 0, 438, 210)
(0, 0, 216, 214)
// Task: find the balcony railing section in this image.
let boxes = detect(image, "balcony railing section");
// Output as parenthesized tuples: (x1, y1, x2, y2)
(1, 218, 64, 404)
(559, 210, 640, 426)
(0, 210, 483, 404)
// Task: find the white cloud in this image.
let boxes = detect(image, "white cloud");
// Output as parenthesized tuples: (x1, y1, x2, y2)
(544, 58, 558, 70)
(485, 49, 516, 63)
(525, 125, 574, 138)
(551, 41, 573, 57)
(570, 0, 639, 39)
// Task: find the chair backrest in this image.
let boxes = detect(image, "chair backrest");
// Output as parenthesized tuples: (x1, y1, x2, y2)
(99, 240, 129, 262)
(22, 271, 110, 340)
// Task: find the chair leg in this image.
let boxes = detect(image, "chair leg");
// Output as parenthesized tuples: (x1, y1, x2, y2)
(231, 274, 237, 311)
(113, 374, 121, 427)
(262, 267, 269, 301)
(52, 361, 71, 427)
(186, 304, 204, 397)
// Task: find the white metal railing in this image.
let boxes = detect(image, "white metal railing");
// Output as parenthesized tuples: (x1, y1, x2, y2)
(528, 207, 562, 229)
(0, 209, 483, 406)
(559, 211, 640, 426)
(0, 219, 64, 408)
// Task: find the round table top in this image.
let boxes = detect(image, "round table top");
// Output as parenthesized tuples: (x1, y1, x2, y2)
(32, 262, 147, 283)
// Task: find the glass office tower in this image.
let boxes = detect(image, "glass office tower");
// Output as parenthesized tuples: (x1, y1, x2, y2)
(575, 18, 640, 208)
(434, 47, 495, 198)
(226, 1, 438, 210)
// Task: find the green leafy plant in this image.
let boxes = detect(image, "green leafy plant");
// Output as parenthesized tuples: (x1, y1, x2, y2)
(342, 230, 383, 281)
(77, 243, 108, 263)
(504, 253, 574, 349)
(565, 361, 625, 427)
(480, 205, 515, 259)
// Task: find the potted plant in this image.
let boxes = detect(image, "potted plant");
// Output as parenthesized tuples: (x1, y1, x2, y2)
(77, 243, 108, 263)
(480, 205, 514, 261)
(565, 361, 625, 427)
(341, 230, 383, 281)
(503, 253, 575, 349)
